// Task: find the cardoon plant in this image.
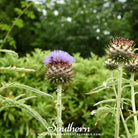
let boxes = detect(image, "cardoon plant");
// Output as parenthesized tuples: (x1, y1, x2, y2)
(124, 54, 138, 134)
(87, 37, 138, 137)
(104, 58, 130, 137)
(107, 37, 135, 138)
(43, 50, 74, 138)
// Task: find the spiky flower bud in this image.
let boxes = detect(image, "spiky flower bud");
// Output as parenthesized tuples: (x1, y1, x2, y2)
(43, 50, 75, 84)
(104, 58, 118, 70)
(107, 37, 135, 63)
(124, 54, 138, 73)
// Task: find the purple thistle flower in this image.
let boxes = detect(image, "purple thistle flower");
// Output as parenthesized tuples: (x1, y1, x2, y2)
(43, 50, 74, 84)
(43, 50, 75, 65)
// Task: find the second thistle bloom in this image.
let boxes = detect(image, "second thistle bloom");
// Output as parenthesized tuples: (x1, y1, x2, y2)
(104, 58, 118, 70)
(43, 50, 75, 84)
(107, 37, 135, 63)
(124, 54, 138, 73)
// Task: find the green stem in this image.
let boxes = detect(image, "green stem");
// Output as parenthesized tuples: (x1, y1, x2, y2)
(110, 71, 117, 98)
(57, 85, 62, 138)
(120, 110, 130, 138)
(110, 71, 130, 137)
(130, 73, 138, 134)
(115, 63, 123, 138)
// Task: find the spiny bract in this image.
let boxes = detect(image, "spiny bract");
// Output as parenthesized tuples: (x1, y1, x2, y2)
(104, 58, 118, 70)
(124, 54, 138, 73)
(107, 37, 135, 63)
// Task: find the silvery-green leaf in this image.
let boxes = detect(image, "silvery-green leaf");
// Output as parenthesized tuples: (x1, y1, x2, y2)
(18, 96, 37, 102)
(122, 98, 131, 104)
(0, 83, 53, 98)
(91, 107, 115, 116)
(94, 99, 116, 106)
(126, 111, 138, 123)
(135, 92, 138, 95)
(0, 66, 36, 72)
(14, 94, 26, 101)
(0, 49, 18, 58)
(86, 81, 117, 95)
(38, 132, 55, 138)
(0, 95, 49, 130)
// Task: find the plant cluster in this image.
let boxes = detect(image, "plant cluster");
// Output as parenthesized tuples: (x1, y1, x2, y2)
(88, 37, 138, 138)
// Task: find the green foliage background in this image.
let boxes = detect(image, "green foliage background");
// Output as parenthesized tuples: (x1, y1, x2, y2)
(0, 0, 138, 57)
(0, 49, 137, 137)
(0, 0, 138, 137)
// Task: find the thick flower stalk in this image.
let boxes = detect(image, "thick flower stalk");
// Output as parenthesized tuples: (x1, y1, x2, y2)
(130, 73, 138, 135)
(125, 54, 138, 134)
(105, 58, 130, 137)
(43, 50, 74, 138)
(107, 37, 135, 138)
(110, 71, 130, 137)
(115, 63, 123, 138)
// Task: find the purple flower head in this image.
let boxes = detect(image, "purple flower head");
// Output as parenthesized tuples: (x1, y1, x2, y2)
(43, 50, 74, 84)
(43, 50, 75, 65)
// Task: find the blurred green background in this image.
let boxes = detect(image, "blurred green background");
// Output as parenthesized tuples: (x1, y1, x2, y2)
(0, 0, 138, 57)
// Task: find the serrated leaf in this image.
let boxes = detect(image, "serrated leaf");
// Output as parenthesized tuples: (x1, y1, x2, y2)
(93, 99, 116, 106)
(91, 107, 115, 116)
(126, 111, 138, 123)
(135, 92, 138, 95)
(94, 112, 109, 126)
(0, 66, 36, 72)
(122, 85, 131, 89)
(19, 103, 49, 130)
(86, 85, 108, 95)
(122, 98, 131, 104)
(38, 132, 55, 138)
(0, 83, 53, 98)
(14, 94, 26, 101)
(86, 81, 118, 95)
(0, 49, 18, 58)
(18, 96, 37, 103)
(0, 95, 49, 130)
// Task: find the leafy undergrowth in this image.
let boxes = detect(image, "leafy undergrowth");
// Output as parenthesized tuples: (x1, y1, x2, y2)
(0, 49, 136, 138)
